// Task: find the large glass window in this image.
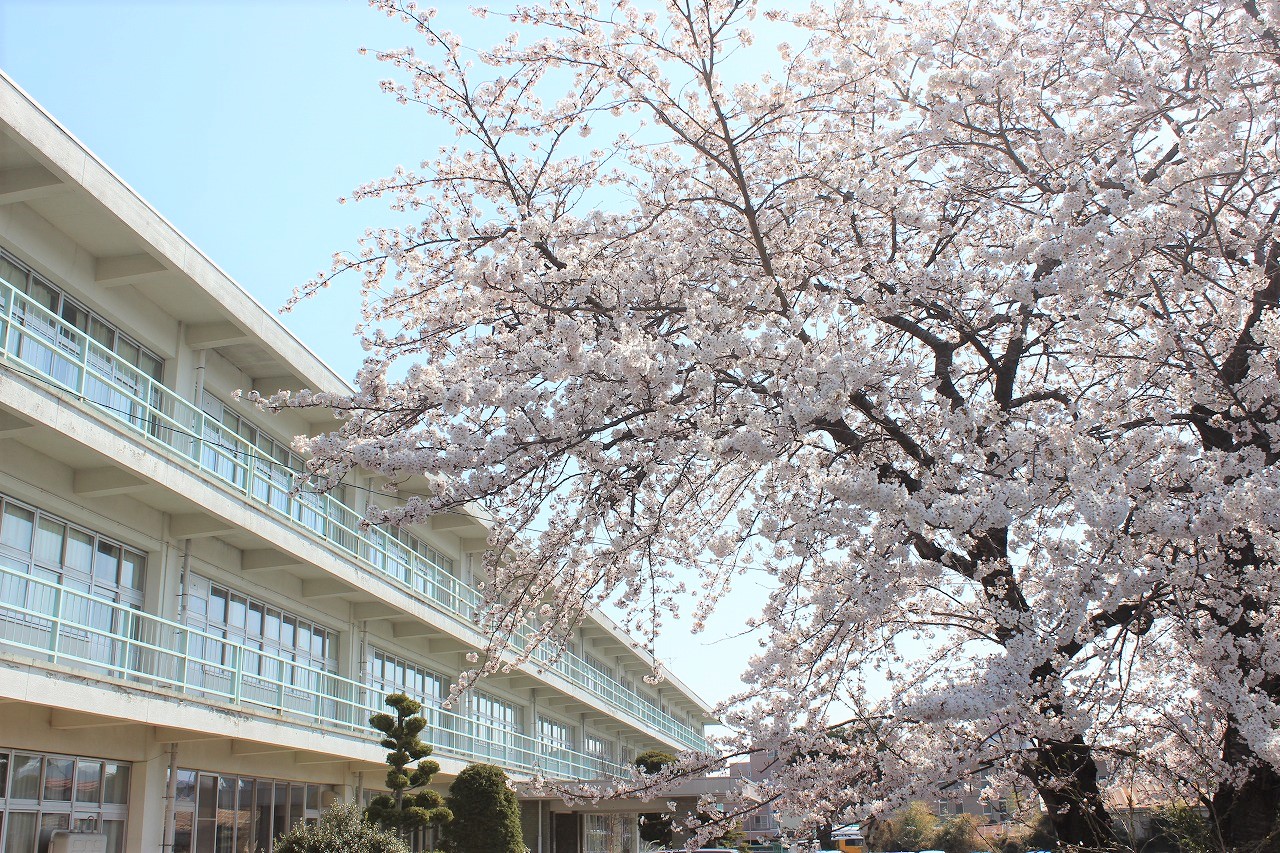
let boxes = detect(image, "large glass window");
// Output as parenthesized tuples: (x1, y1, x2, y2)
(197, 392, 364, 549)
(365, 648, 455, 753)
(584, 813, 635, 853)
(371, 526, 455, 599)
(0, 748, 129, 853)
(583, 732, 613, 775)
(170, 769, 331, 853)
(0, 495, 145, 604)
(582, 653, 613, 697)
(183, 575, 341, 718)
(473, 693, 520, 732)
(197, 393, 272, 494)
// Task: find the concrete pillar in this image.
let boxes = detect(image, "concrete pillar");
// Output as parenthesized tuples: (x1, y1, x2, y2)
(128, 736, 171, 853)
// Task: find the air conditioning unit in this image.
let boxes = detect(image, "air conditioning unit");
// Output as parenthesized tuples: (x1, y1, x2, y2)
(39, 830, 108, 853)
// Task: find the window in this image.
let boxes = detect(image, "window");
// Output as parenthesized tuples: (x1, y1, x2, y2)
(983, 799, 1008, 820)
(583, 814, 632, 853)
(582, 653, 613, 697)
(185, 576, 335, 672)
(584, 732, 612, 775)
(0, 749, 129, 853)
(366, 649, 455, 754)
(198, 392, 269, 492)
(936, 799, 963, 817)
(0, 494, 147, 674)
(584, 814, 609, 853)
(366, 648, 447, 707)
(472, 692, 522, 764)
(0, 249, 164, 415)
(197, 392, 371, 554)
(0, 495, 145, 604)
(366, 524, 457, 605)
(536, 715, 575, 774)
(183, 576, 339, 719)
(474, 693, 520, 730)
(169, 769, 332, 853)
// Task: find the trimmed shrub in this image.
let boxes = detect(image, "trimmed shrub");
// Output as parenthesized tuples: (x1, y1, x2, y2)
(441, 763, 525, 853)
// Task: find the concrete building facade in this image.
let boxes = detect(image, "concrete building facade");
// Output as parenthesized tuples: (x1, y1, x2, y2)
(0, 72, 712, 853)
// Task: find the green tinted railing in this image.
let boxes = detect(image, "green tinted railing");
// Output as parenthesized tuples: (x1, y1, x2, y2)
(0, 273, 708, 752)
(0, 562, 626, 780)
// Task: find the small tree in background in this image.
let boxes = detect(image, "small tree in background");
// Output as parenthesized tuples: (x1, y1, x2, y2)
(934, 814, 985, 853)
(635, 750, 677, 848)
(895, 803, 940, 852)
(867, 802, 939, 852)
(1020, 813, 1058, 852)
(441, 763, 524, 853)
(711, 818, 751, 852)
(274, 802, 409, 853)
(1150, 805, 1215, 853)
(367, 693, 452, 842)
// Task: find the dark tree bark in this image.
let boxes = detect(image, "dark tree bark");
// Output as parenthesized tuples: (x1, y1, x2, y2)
(1213, 722, 1280, 853)
(1023, 738, 1118, 850)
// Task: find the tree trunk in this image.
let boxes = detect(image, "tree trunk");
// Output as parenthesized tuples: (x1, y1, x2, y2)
(1213, 722, 1280, 853)
(1025, 736, 1118, 850)
(1202, 539, 1280, 853)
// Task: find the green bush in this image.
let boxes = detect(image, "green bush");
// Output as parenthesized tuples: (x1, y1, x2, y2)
(634, 749, 677, 774)
(273, 802, 410, 853)
(935, 814, 985, 853)
(441, 764, 525, 853)
(635, 750, 677, 847)
(1152, 804, 1214, 853)
(1022, 812, 1057, 851)
(867, 802, 939, 852)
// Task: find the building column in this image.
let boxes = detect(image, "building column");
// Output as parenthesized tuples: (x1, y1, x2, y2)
(128, 736, 172, 853)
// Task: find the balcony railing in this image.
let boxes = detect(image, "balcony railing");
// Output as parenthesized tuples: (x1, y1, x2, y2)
(0, 561, 625, 780)
(0, 272, 708, 752)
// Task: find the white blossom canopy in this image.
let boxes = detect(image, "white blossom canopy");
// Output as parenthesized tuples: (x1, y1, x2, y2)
(274, 0, 1280, 847)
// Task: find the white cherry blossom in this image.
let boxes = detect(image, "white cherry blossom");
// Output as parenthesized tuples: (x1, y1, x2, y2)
(273, 0, 1280, 847)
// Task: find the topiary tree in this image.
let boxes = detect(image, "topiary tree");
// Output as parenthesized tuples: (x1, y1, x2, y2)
(634, 750, 677, 847)
(274, 801, 410, 853)
(367, 693, 452, 842)
(441, 763, 524, 853)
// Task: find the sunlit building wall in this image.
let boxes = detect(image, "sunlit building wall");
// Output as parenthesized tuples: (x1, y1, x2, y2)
(0, 71, 712, 853)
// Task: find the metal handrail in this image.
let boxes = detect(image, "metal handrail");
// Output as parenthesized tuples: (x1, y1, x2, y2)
(0, 561, 627, 780)
(0, 273, 708, 751)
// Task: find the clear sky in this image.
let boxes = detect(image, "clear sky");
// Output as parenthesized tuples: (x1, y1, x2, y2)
(0, 0, 770, 712)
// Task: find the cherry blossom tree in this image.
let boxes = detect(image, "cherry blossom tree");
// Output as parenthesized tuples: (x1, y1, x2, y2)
(275, 0, 1280, 848)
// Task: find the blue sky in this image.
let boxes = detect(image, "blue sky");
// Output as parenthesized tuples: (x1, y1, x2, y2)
(0, 0, 769, 710)
(0, 0, 459, 379)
